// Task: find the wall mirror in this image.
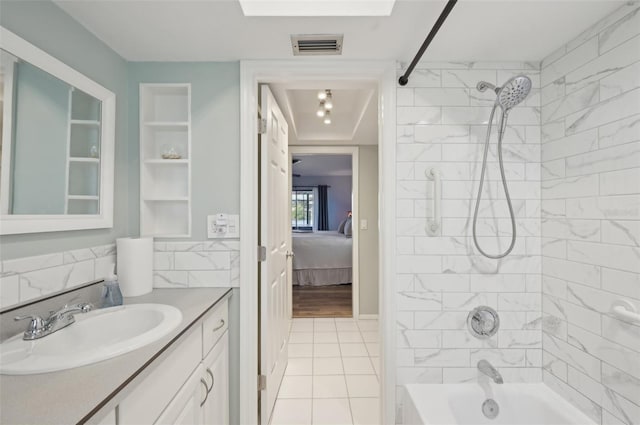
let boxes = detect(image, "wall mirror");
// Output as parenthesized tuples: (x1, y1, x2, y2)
(0, 27, 115, 235)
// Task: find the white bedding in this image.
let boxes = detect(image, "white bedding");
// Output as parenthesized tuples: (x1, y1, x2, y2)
(292, 231, 352, 286)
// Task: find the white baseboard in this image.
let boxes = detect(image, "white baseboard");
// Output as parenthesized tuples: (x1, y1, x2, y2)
(358, 314, 379, 320)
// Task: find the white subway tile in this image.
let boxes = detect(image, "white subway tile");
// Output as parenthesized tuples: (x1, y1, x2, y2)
(600, 167, 640, 196)
(599, 6, 640, 54)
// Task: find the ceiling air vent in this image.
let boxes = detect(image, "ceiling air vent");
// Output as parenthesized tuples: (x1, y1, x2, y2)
(291, 34, 343, 56)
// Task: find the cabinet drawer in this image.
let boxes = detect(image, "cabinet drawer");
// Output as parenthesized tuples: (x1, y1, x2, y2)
(202, 300, 228, 358)
(119, 328, 201, 425)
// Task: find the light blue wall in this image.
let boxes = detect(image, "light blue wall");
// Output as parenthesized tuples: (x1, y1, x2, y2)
(11, 61, 69, 214)
(0, 0, 130, 259)
(128, 62, 240, 239)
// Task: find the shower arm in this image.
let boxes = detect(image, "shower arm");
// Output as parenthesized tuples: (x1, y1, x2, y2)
(398, 0, 458, 86)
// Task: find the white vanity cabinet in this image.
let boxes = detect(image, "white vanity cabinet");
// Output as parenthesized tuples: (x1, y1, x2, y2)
(202, 333, 229, 425)
(118, 299, 229, 425)
(155, 364, 205, 425)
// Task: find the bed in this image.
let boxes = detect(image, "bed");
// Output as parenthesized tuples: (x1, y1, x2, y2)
(292, 231, 352, 286)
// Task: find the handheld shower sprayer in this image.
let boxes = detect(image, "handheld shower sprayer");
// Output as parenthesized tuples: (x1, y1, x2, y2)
(472, 75, 532, 259)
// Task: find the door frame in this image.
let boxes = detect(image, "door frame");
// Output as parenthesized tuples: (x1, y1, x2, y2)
(239, 60, 397, 425)
(289, 145, 360, 318)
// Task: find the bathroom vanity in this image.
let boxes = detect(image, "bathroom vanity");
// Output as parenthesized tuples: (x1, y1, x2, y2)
(0, 287, 231, 425)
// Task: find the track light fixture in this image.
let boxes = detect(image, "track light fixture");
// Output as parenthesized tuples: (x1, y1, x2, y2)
(316, 90, 333, 121)
(324, 92, 333, 110)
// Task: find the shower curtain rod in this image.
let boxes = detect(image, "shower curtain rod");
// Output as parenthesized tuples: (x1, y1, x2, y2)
(398, 0, 458, 86)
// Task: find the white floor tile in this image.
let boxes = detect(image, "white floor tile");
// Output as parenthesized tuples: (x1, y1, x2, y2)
(336, 322, 359, 332)
(334, 318, 356, 323)
(356, 321, 378, 331)
(285, 358, 313, 376)
(315, 318, 336, 323)
(314, 343, 341, 357)
(370, 357, 380, 376)
(293, 318, 315, 323)
(338, 332, 363, 343)
(315, 332, 339, 343)
(313, 375, 348, 398)
(315, 322, 337, 332)
(312, 398, 353, 425)
(278, 375, 313, 398)
(270, 398, 312, 425)
(290, 332, 314, 344)
(360, 331, 378, 343)
(364, 342, 379, 357)
(292, 321, 314, 332)
(345, 375, 379, 398)
(340, 343, 369, 357)
(314, 357, 344, 375)
(289, 343, 313, 358)
(342, 357, 374, 375)
(350, 398, 380, 425)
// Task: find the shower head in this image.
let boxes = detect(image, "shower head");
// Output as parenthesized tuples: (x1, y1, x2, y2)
(496, 75, 531, 110)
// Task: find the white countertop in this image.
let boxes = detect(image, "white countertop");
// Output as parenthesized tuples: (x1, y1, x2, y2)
(0, 287, 232, 425)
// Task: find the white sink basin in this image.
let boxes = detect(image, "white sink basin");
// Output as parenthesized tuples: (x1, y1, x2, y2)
(0, 303, 182, 375)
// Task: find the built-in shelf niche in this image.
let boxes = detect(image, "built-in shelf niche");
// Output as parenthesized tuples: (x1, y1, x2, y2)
(139, 84, 191, 238)
(65, 87, 102, 213)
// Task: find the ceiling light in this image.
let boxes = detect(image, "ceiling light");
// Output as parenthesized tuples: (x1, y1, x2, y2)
(316, 102, 326, 117)
(318, 91, 327, 100)
(324, 110, 331, 125)
(324, 92, 333, 110)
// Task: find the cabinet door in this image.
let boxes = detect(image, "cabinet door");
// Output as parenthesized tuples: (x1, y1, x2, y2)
(155, 364, 205, 425)
(202, 332, 229, 425)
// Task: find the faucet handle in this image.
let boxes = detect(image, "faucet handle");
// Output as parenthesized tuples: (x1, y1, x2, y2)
(14, 315, 46, 335)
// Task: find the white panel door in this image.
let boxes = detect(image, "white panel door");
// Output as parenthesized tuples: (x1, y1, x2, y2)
(260, 85, 290, 425)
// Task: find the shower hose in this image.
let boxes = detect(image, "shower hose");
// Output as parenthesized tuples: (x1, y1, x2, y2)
(472, 103, 517, 259)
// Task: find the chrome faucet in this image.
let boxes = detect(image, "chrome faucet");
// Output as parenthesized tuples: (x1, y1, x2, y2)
(478, 359, 503, 384)
(14, 302, 93, 340)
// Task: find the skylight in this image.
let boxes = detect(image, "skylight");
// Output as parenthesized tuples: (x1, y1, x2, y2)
(238, 0, 396, 16)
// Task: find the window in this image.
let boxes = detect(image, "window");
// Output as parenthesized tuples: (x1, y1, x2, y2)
(291, 189, 314, 230)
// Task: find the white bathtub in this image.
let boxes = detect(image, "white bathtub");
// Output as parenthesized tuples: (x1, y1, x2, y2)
(403, 383, 595, 425)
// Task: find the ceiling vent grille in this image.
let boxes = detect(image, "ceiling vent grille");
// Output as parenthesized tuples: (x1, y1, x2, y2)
(291, 34, 343, 56)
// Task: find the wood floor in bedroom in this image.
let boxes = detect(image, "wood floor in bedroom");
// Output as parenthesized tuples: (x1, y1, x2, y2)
(293, 284, 352, 318)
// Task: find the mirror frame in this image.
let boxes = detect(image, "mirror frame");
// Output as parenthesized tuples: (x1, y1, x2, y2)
(0, 27, 115, 235)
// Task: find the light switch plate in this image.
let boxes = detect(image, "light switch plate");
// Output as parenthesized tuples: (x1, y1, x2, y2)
(360, 219, 368, 230)
(207, 213, 239, 238)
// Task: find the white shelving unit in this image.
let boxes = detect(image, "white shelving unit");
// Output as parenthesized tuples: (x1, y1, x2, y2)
(139, 84, 191, 238)
(65, 88, 102, 215)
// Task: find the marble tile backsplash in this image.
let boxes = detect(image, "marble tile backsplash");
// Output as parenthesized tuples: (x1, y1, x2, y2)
(153, 240, 240, 289)
(540, 4, 640, 425)
(0, 244, 116, 309)
(394, 60, 542, 419)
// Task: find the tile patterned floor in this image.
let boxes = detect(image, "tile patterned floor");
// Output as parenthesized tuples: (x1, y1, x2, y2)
(270, 318, 380, 425)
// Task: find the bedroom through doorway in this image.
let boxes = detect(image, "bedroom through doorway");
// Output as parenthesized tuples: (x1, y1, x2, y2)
(290, 153, 355, 318)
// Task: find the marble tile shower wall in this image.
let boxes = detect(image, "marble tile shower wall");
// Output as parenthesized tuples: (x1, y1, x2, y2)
(395, 61, 542, 417)
(152, 240, 240, 289)
(540, 4, 640, 425)
(0, 244, 116, 308)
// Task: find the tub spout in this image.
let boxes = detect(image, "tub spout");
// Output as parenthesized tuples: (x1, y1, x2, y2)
(478, 360, 503, 384)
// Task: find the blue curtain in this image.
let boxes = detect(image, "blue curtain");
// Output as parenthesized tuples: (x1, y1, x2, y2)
(318, 185, 329, 230)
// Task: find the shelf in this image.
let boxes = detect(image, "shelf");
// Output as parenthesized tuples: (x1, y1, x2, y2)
(68, 195, 99, 201)
(143, 197, 189, 202)
(144, 159, 188, 165)
(140, 84, 191, 238)
(70, 119, 100, 126)
(143, 121, 189, 129)
(69, 157, 100, 163)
